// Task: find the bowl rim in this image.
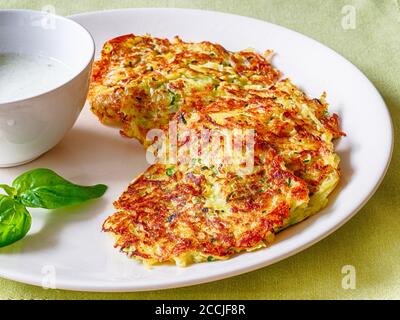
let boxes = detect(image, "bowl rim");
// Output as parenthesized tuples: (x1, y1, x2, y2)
(0, 9, 95, 105)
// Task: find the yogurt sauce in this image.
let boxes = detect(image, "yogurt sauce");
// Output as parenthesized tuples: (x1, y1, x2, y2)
(0, 53, 73, 103)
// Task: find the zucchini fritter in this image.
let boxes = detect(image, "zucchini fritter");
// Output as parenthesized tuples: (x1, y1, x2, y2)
(89, 34, 280, 141)
(103, 111, 309, 265)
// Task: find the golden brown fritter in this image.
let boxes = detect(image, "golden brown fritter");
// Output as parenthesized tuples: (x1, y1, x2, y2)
(104, 110, 309, 266)
(88, 34, 280, 141)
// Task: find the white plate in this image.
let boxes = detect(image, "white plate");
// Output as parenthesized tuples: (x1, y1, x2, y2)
(0, 8, 393, 292)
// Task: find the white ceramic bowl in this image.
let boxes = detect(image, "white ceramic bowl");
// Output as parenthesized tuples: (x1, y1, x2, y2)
(0, 10, 95, 167)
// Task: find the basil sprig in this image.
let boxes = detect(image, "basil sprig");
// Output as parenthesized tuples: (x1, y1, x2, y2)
(0, 168, 107, 248)
(12, 168, 107, 209)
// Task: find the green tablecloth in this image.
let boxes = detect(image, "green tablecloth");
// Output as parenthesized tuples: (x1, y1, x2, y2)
(0, 0, 399, 300)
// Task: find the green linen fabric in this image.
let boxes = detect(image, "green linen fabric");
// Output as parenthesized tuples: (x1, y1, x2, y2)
(0, 0, 399, 300)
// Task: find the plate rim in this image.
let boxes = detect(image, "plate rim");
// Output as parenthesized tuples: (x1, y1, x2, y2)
(0, 7, 393, 292)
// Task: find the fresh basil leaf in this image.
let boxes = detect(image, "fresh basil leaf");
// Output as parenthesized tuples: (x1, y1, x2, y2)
(12, 168, 107, 209)
(0, 184, 16, 197)
(0, 195, 31, 248)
